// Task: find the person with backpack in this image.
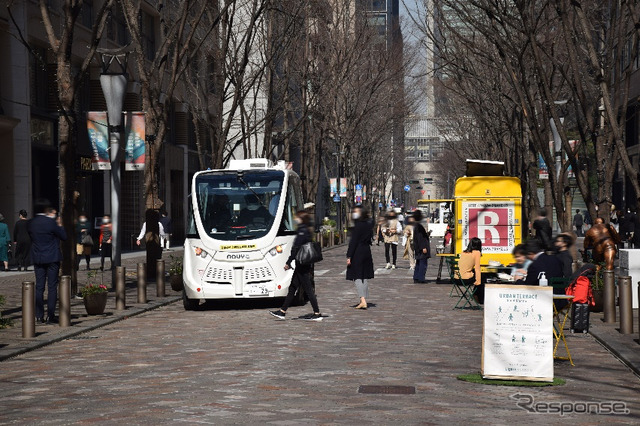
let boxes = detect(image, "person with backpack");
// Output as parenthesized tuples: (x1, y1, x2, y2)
(270, 210, 323, 321)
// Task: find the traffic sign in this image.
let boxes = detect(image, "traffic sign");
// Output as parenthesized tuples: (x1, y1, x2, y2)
(333, 195, 341, 202)
(403, 185, 410, 192)
(421, 190, 425, 195)
(355, 184, 362, 191)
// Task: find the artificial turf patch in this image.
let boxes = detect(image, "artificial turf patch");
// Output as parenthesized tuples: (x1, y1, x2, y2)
(457, 373, 566, 387)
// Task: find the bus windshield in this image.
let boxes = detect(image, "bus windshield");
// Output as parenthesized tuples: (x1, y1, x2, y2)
(195, 170, 284, 241)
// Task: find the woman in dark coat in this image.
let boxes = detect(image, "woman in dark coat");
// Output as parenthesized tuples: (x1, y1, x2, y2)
(412, 210, 431, 283)
(346, 205, 374, 309)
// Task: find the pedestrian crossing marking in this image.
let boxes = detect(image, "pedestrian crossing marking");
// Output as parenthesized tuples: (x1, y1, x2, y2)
(315, 269, 330, 276)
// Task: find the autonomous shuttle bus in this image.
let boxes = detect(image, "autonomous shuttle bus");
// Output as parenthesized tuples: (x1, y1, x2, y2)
(182, 158, 307, 310)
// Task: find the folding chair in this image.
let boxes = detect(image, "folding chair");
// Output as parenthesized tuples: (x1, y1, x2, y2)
(446, 258, 462, 297)
(451, 263, 482, 310)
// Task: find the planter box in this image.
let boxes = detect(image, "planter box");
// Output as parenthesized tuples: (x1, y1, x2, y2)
(83, 292, 108, 315)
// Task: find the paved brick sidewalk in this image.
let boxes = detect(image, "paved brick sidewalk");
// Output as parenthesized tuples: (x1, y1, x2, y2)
(0, 249, 183, 361)
(0, 242, 639, 423)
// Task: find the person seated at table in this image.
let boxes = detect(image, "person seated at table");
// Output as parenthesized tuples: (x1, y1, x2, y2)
(509, 244, 531, 281)
(456, 237, 483, 304)
(517, 239, 563, 287)
(553, 233, 574, 278)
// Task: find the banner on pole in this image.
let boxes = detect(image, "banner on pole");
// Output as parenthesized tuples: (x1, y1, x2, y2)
(125, 112, 146, 171)
(87, 112, 111, 170)
(339, 178, 347, 198)
(330, 178, 337, 197)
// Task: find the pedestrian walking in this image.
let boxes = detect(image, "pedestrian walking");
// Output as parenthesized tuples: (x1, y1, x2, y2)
(573, 209, 584, 237)
(136, 209, 166, 281)
(412, 210, 430, 283)
(0, 214, 10, 271)
(382, 210, 402, 269)
(270, 210, 323, 321)
(346, 205, 374, 310)
(160, 210, 172, 250)
(99, 215, 112, 271)
(75, 214, 93, 270)
(375, 216, 385, 246)
(12, 210, 31, 271)
(403, 214, 416, 270)
(28, 201, 67, 324)
(532, 208, 553, 251)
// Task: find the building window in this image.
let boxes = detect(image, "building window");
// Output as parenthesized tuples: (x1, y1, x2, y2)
(360, 0, 387, 11)
(140, 11, 156, 61)
(31, 117, 55, 147)
(81, 0, 94, 28)
(108, 4, 129, 45)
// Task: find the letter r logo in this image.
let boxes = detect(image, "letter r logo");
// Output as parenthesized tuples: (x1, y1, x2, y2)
(478, 211, 500, 244)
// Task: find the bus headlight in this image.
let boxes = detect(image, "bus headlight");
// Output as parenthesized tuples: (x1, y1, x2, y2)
(269, 245, 284, 256)
(194, 247, 210, 258)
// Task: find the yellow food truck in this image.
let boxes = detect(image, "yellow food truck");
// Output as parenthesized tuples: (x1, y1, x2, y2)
(418, 160, 523, 270)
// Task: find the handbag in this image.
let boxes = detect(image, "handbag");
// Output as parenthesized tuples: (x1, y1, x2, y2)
(81, 234, 94, 246)
(295, 242, 323, 266)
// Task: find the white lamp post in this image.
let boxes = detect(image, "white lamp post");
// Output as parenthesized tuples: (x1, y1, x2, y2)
(98, 48, 129, 283)
(550, 99, 568, 181)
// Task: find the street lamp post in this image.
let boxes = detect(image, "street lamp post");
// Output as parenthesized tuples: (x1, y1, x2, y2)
(550, 99, 568, 181)
(98, 48, 129, 284)
(332, 150, 345, 233)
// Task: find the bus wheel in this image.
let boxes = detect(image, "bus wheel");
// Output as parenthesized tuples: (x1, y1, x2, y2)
(182, 289, 200, 311)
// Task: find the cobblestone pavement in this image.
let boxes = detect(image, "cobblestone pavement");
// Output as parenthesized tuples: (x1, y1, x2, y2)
(1, 243, 639, 424)
(0, 250, 182, 360)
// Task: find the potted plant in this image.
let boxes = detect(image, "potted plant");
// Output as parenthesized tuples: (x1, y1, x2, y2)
(168, 254, 184, 291)
(81, 271, 108, 315)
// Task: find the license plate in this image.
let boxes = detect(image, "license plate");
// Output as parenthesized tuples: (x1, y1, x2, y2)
(247, 285, 268, 296)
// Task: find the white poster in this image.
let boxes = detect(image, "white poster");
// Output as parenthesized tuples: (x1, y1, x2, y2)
(482, 284, 554, 382)
(462, 201, 515, 253)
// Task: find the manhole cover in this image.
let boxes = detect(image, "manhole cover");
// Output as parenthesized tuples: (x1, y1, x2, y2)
(358, 385, 416, 395)
(68, 336, 99, 341)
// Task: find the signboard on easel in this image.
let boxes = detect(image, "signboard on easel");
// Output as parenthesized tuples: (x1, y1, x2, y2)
(482, 284, 554, 382)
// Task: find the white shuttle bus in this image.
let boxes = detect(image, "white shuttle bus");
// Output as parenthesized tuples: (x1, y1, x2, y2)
(182, 158, 308, 310)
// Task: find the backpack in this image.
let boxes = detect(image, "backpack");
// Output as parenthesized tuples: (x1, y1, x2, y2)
(565, 275, 594, 306)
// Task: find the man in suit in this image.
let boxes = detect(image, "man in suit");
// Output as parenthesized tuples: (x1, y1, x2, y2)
(28, 202, 67, 324)
(518, 239, 563, 286)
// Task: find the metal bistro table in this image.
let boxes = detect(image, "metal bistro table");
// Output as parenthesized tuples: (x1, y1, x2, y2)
(553, 294, 574, 366)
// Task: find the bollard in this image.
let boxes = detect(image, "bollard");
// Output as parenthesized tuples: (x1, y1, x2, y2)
(22, 281, 35, 338)
(59, 276, 71, 328)
(156, 259, 165, 298)
(115, 266, 126, 310)
(603, 270, 616, 324)
(137, 263, 147, 303)
(618, 276, 633, 334)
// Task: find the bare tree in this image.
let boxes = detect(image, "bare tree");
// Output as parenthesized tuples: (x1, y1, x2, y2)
(8, 0, 113, 288)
